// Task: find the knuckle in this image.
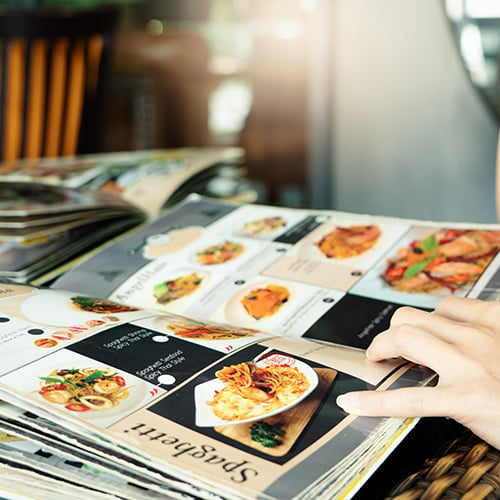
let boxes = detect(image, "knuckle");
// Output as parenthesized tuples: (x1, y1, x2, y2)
(482, 302, 500, 326)
(391, 323, 415, 349)
(435, 296, 457, 311)
(390, 306, 415, 325)
(405, 391, 426, 414)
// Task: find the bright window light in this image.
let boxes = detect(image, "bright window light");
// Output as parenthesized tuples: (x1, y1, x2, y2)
(445, 0, 464, 22)
(460, 23, 489, 86)
(465, 0, 500, 18)
(209, 78, 253, 135)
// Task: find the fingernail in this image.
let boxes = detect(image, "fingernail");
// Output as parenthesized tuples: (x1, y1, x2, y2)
(336, 393, 360, 412)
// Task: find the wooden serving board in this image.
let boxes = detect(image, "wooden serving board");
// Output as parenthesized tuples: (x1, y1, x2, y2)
(214, 368, 337, 457)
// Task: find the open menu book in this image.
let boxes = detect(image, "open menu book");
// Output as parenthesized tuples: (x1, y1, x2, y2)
(2, 195, 500, 499)
(0, 148, 246, 283)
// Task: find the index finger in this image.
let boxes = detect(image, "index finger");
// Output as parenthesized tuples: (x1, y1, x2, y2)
(434, 296, 499, 327)
(388, 304, 485, 347)
(366, 322, 463, 375)
(336, 386, 453, 419)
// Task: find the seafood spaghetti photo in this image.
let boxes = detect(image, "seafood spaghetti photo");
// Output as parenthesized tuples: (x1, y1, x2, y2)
(37, 367, 131, 412)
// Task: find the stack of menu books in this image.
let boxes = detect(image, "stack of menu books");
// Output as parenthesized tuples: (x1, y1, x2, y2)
(1, 195, 499, 499)
(0, 182, 145, 284)
(0, 148, 247, 283)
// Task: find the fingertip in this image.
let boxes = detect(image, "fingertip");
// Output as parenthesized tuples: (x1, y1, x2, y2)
(336, 393, 361, 413)
(365, 341, 385, 362)
(365, 330, 388, 361)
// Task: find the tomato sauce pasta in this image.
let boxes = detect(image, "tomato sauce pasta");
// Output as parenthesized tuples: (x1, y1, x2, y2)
(207, 361, 310, 421)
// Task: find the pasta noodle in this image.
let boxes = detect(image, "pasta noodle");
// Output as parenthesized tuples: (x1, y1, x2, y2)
(207, 361, 310, 421)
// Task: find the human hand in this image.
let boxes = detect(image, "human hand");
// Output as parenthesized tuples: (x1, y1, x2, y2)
(336, 296, 500, 449)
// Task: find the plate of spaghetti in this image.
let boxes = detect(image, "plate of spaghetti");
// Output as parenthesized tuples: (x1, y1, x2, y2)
(240, 216, 287, 238)
(224, 280, 293, 326)
(194, 240, 245, 266)
(295, 221, 383, 263)
(194, 355, 318, 427)
(21, 290, 137, 328)
(32, 366, 143, 418)
(315, 224, 381, 259)
(152, 270, 207, 306)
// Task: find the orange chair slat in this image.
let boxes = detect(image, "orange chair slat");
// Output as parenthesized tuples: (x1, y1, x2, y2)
(45, 37, 68, 157)
(25, 38, 47, 159)
(86, 34, 103, 94)
(62, 39, 85, 156)
(4, 38, 26, 162)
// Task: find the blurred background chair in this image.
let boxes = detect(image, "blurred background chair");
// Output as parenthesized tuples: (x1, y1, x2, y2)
(0, 6, 119, 162)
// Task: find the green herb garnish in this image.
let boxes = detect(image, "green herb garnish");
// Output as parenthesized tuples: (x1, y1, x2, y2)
(420, 234, 439, 253)
(403, 258, 434, 279)
(83, 370, 106, 384)
(39, 376, 78, 389)
(250, 421, 284, 448)
(403, 234, 440, 279)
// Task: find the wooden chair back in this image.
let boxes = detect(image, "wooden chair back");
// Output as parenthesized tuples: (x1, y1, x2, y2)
(0, 6, 119, 161)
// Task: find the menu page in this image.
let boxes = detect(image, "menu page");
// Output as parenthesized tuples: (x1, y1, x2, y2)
(53, 196, 500, 351)
(0, 282, 430, 499)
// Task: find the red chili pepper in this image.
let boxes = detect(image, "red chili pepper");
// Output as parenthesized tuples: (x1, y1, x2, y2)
(424, 272, 460, 292)
(65, 403, 90, 412)
(438, 229, 462, 244)
(448, 248, 498, 262)
(384, 266, 406, 282)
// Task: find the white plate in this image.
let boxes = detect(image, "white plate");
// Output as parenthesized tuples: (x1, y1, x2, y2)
(150, 268, 209, 313)
(194, 356, 318, 427)
(235, 215, 288, 240)
(21, 291, 104, 327)
(295, 220, 381, 264)
(223, 280, 294, 327)
(189, 238, 247, 268)
(26, 364, 147, 422)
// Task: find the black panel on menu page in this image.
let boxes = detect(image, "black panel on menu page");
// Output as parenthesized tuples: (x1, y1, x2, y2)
(303, 293, 432, 350)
